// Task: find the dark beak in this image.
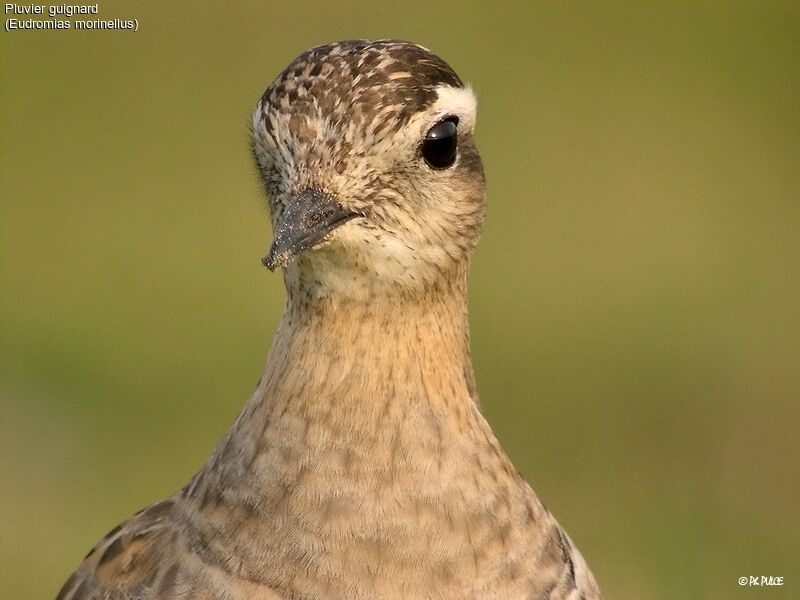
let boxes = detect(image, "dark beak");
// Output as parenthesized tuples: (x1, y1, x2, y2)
(262, 187, 357, 271)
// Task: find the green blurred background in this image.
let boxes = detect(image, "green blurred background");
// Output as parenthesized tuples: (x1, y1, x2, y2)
(2, 2, 799, 598)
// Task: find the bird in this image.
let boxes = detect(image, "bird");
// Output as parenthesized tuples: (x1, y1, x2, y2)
(56, 39, 602, 600)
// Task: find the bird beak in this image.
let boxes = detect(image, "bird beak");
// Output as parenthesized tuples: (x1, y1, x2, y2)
(262, 188, 357, 271)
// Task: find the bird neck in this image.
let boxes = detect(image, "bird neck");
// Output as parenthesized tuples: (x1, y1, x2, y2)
(200, 262, 486, 491)
(259, 262, 477, 432)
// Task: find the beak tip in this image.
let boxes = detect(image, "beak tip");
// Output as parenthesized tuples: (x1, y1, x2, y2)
(262, 245, 291, 271)
(261, 254, 283, 271)
(261, 255, 276, 271)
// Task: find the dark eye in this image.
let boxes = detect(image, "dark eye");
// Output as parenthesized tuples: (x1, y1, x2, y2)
(422, 116, 459, 169)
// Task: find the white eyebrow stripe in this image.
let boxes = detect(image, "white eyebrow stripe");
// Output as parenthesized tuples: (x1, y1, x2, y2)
(431, 85, 478, 132)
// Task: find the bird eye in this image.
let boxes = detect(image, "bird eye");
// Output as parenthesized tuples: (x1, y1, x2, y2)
(422, 117, 459, 169)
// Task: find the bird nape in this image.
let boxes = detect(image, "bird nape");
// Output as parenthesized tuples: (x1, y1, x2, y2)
(56, 39, 602, 600)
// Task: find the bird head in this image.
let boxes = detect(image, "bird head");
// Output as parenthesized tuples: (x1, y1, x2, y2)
(251, 40, 485, 299)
